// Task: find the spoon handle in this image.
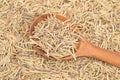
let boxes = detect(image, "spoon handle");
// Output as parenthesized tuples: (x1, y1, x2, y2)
(86, 43, 120, 68)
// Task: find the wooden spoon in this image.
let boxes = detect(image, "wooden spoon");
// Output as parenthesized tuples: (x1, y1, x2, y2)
(29, 13, 120, 68)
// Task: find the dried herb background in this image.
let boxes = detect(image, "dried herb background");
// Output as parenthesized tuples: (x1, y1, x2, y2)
(0, 0, 120, 80)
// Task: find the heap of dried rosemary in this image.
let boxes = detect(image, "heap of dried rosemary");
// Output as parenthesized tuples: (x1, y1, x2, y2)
(30, 15, 81, 59)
